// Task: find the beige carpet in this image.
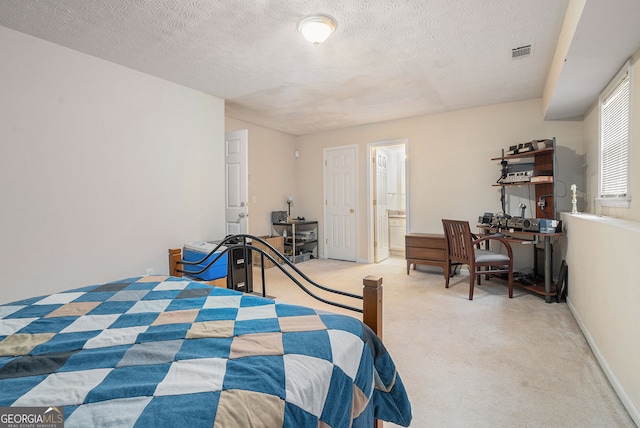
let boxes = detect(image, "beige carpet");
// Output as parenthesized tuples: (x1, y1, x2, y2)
(251, 256, 636, 428)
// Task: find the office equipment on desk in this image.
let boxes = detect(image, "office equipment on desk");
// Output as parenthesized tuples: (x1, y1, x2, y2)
(498, 163, 535, 184)
(478, 212, 561, 234)
(271, 210, 288, 223)
(538, 219, 560, 234)
(506, 217, 550, 232)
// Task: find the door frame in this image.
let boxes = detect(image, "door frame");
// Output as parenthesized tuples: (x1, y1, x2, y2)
(366, 138, 409, 263)
(322, 144, 358, 262)
(373, 147, 390, 262)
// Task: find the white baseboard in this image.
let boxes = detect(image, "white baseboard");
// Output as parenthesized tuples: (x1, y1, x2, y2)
(567, 297, 640, 426)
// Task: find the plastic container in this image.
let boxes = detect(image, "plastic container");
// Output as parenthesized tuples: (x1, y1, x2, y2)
(182, 241, 228, 280)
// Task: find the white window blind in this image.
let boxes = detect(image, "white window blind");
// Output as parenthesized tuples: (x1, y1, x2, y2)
(600, 66, 630, 200)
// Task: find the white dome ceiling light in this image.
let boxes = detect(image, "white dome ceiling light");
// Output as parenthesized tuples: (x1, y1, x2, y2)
(297, 14, 337, 44)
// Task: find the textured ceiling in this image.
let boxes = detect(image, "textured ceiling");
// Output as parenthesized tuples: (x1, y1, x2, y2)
(0, 0, 630, 135)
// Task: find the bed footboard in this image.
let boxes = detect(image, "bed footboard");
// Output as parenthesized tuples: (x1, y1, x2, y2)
(168, 245, 383, 338)
(168, 248, 182, 277)
(363, 275, 383, 339)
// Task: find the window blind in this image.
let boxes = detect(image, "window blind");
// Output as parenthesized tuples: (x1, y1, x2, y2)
(600, 70, 630, 198)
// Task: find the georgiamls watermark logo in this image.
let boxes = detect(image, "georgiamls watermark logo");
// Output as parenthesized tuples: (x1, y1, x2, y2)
(0, 407, 64, 428)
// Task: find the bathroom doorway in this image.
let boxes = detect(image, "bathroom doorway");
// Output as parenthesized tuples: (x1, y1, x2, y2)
(367, 139, 408, 263)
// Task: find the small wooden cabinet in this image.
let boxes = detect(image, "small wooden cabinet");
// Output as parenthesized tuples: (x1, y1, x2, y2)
(405, 233, 447, 276)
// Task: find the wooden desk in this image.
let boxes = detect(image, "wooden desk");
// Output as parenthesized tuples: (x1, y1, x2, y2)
(477, 226, 564, 303)
(405, 233, 447, 276)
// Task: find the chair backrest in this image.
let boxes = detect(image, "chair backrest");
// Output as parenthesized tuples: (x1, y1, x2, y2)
(442, 219, 474, 265)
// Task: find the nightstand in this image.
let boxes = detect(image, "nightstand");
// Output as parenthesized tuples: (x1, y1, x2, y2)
(405, 233, 448, 277)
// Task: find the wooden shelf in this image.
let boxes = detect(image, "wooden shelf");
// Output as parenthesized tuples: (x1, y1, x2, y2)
(486, 273, 557, 298)
(272, 221, 318, 264)
(492, 180, 553, 187)
(491, 147, 554, 161)
(515, 280, 557, 297)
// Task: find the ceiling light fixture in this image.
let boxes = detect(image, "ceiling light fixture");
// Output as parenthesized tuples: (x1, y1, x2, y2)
(297, 14, 337, 44)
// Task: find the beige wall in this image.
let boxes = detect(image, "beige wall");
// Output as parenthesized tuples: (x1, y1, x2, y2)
(296, 98, 584, 262)
(0, 27, 226, 303)
(562, 47, 640, 424)
(225, 117, 297, 237)
(562, 214, 640, 424)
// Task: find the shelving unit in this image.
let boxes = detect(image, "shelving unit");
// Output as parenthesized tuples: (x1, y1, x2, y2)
(486, 137, 561, 302)
(491, 138, 557, 219)
(271, 221, 318, 263)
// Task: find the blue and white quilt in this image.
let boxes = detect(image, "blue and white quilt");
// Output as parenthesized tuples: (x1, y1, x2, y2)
(0, 276, 412, 427)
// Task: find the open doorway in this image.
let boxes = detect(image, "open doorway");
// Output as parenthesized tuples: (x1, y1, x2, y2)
(367, 139, 408, 263)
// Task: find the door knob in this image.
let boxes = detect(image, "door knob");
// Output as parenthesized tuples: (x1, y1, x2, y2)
(239, 212, 247, 218)
(350, 208, 355, 213)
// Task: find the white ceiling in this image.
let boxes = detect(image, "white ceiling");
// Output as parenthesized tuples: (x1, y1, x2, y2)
(1, 0, 639, 135)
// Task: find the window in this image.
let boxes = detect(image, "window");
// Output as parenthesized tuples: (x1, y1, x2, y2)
(599, 60, 631, 207)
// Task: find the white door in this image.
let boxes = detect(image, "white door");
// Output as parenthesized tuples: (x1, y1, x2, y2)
(324, 146, 357, 261)
(225, 129, 248, 235)
(374, 150, 390, 262)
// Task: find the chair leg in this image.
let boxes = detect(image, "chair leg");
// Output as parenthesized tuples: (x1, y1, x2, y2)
(444, 261, 450, 288)
(508, 267, 514, 298)
(469, 272, 475, 300)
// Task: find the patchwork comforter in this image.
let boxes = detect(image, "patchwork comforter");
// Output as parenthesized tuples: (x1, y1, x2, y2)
(0, 276, 412, 427)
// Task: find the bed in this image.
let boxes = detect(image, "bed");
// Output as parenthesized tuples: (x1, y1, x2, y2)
(0, 235, 412, 427)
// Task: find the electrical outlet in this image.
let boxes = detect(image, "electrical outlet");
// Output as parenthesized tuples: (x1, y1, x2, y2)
(145, 268, 154, 276)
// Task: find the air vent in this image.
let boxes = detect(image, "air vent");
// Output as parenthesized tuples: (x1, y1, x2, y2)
(511, 44, 532, 59)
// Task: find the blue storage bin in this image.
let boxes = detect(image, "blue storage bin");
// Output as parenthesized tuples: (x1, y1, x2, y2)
(182, 241, 228, 280)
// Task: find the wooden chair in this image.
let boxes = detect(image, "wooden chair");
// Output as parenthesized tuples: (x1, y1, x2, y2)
(441, 219, 514, 300)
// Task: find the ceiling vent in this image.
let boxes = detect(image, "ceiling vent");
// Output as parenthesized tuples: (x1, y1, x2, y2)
(511, 44, 532, 59)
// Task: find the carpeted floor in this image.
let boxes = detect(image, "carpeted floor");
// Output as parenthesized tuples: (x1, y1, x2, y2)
(250, 256, 636, 428)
